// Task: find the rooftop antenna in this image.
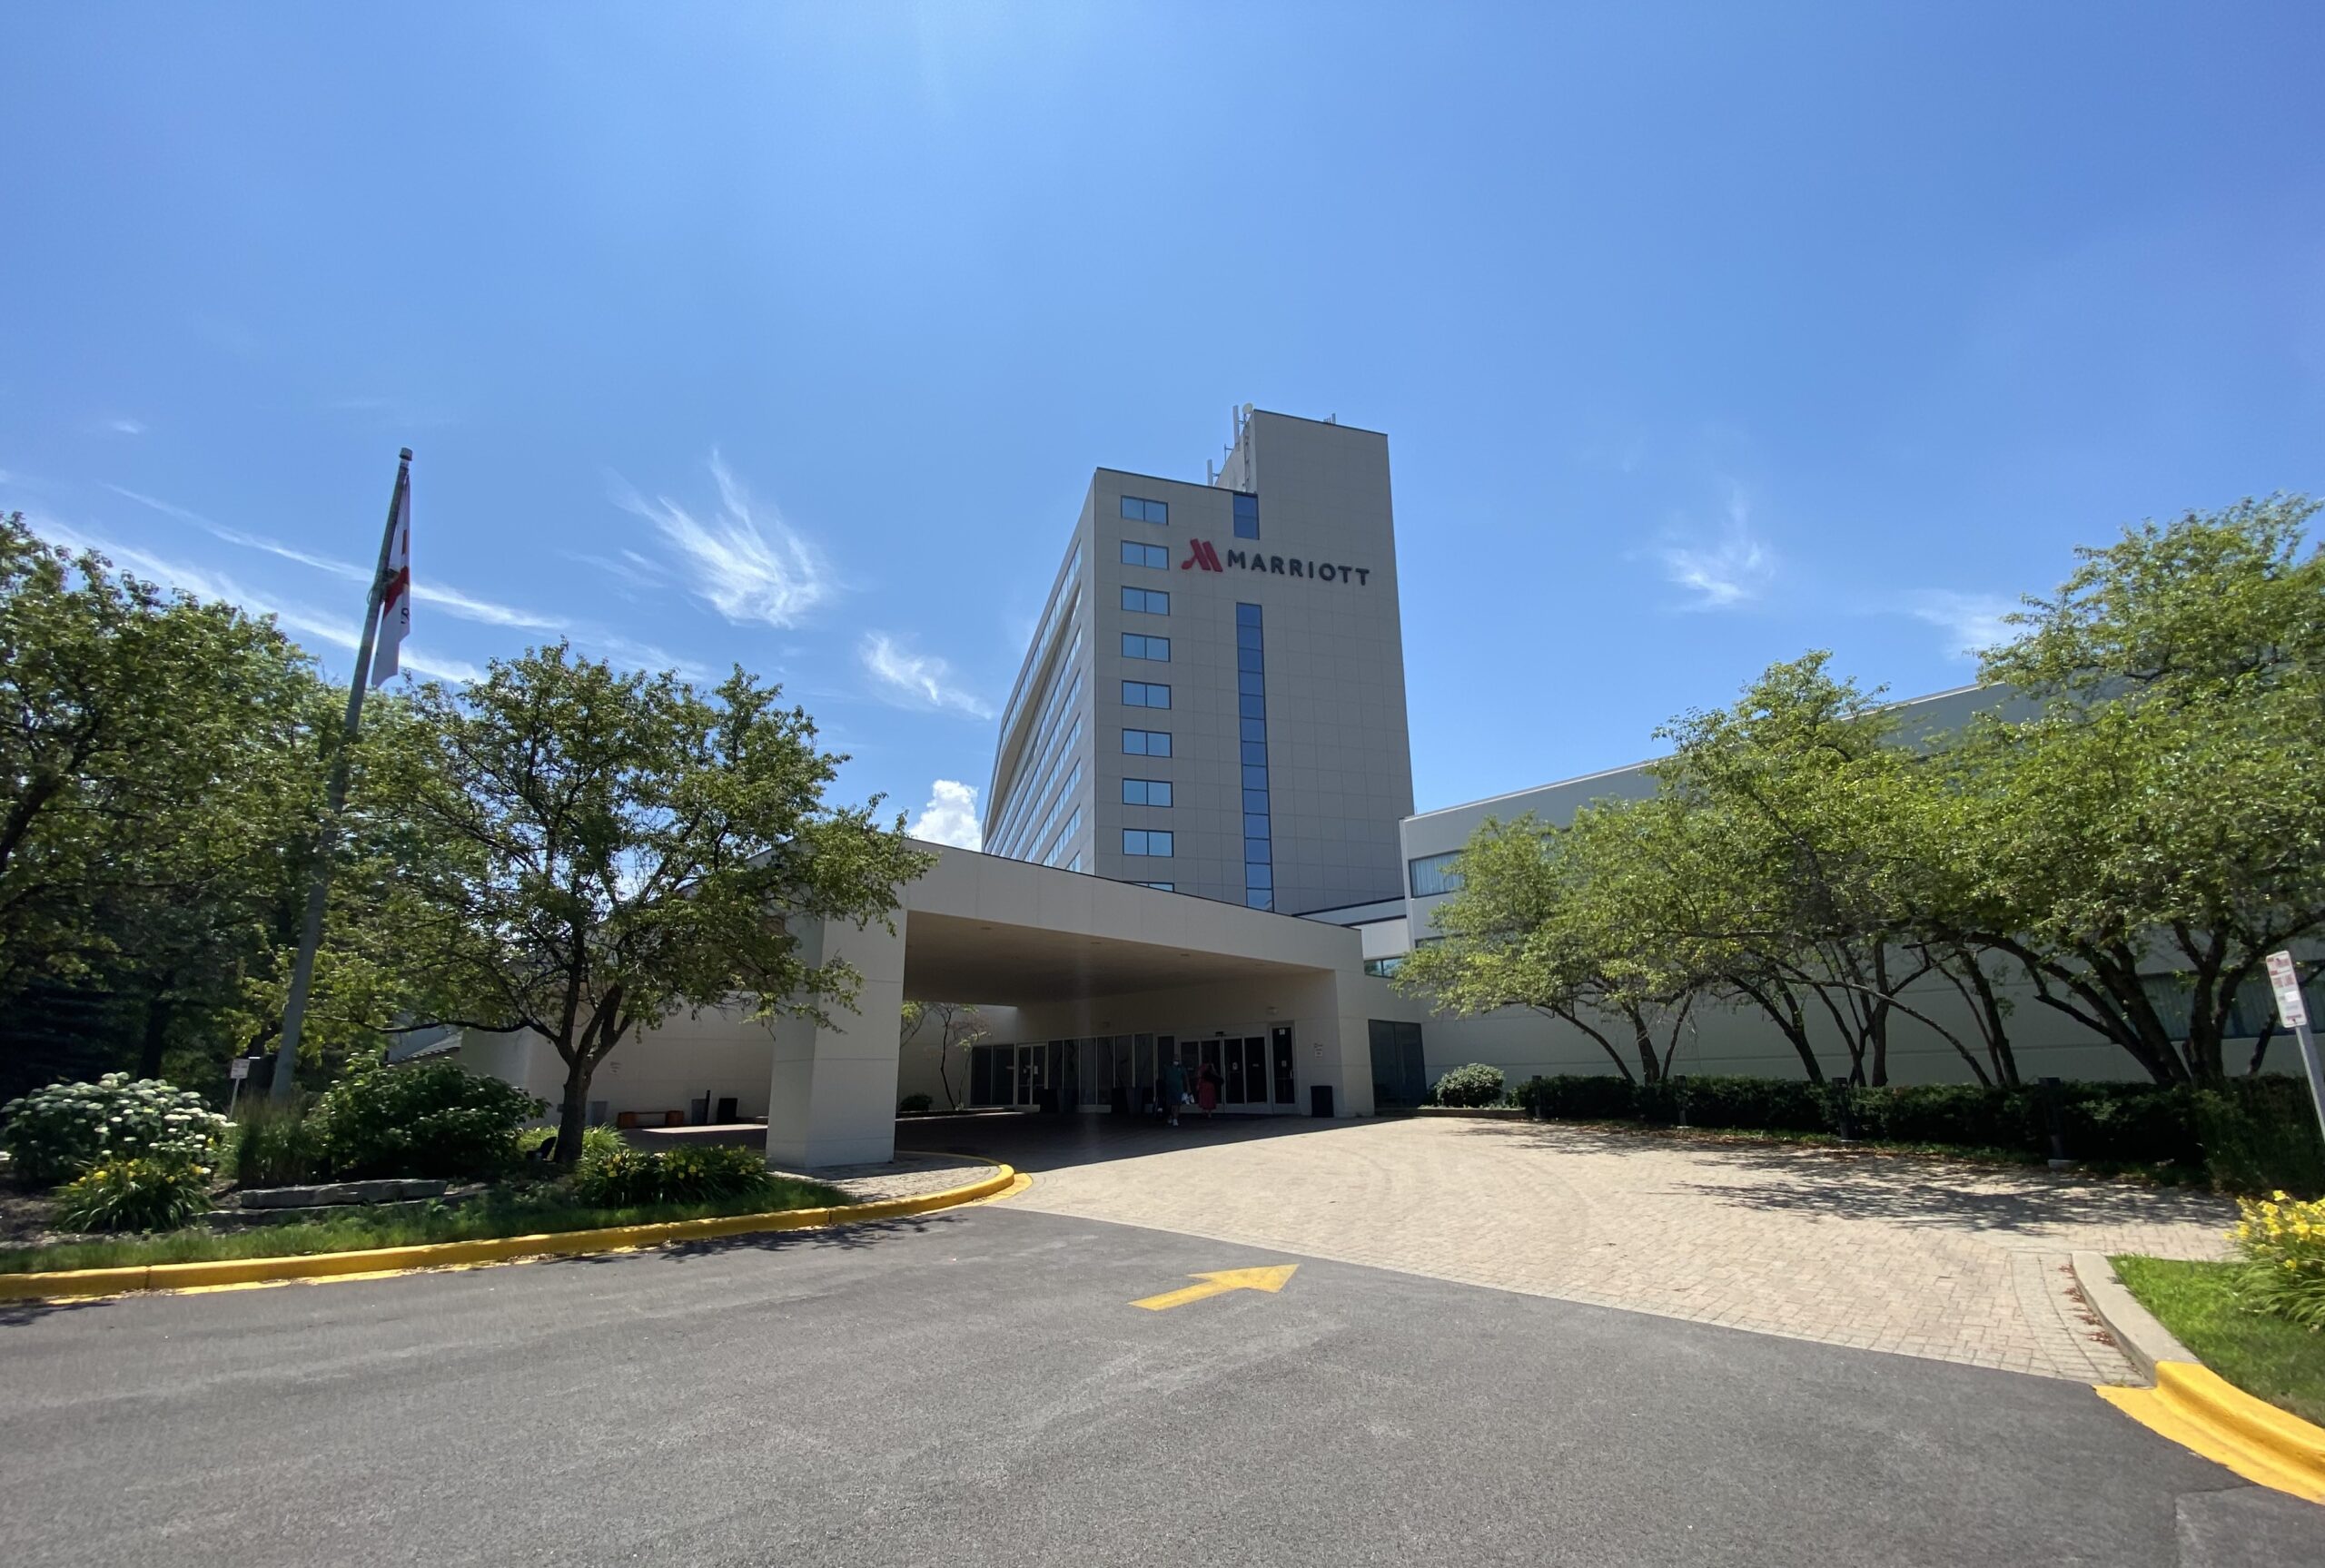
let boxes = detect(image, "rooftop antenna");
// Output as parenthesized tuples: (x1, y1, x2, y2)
(1207, 459, 1216, 486)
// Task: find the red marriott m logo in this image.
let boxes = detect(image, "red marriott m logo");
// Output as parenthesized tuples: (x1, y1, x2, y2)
(1180, 539, 1224, 573)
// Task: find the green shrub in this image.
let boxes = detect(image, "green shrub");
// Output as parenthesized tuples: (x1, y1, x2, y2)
(580, 1123, 627, 1163)
(899, 1092, 934, 1114)
(231, 1098, 328, 1188)
(1432, 1063, 1506, 1108)
(1517, 1074, 1639, 1120)
(2198, 1078, 2325, 1198)
(571, 1142, 773, 1208)
(315, 1061, 544, 1180)
(1647, 1076, 1827, 1131)
(0, 1074, 229, 1185)
(52, 1158, 213, 1233)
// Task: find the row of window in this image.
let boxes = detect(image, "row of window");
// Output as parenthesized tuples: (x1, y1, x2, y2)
(1121, 493, 1260, 537)
(987, 656, 1081, 858)
(1121, 540, 1169, 571)
(1122, 680, 1171, 708)
(1235, 603, 1274, 912)
(1123, 829, 1173, 857)
(1043, 806, 1082, 868)
(1122, 633, 1170, 661)
(1121, 777, 1172, 806)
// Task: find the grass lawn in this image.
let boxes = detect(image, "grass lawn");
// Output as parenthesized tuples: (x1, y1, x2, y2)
(0, 1175, 853, 1276)
(2112, 1255, 2325, 1428)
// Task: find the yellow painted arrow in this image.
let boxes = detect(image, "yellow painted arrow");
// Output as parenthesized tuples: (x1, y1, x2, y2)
(1132, 1264, 1299, 1311)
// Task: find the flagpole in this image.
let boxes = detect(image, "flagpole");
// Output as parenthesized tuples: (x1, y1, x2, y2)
(271, 448, 412, 1100)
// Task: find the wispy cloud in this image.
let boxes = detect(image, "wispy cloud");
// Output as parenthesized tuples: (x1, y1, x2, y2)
(613, 452, 832, 627)
(26, 514, 480, 683)
(103, 418, 146, 436)
(1902, 589, 2019, 661)
(106, 483, 562, 631)
(906, 780, 983, 851)
(1658, 486, 1776, 609)
(861, 632, 994, 718)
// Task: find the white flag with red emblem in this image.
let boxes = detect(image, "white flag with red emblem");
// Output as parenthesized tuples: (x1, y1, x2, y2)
(370, 474, 411, 685)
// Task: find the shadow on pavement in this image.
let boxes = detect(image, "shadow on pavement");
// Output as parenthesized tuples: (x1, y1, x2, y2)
(900, 1108, 1379, 1176)
(1456, 1118, 2241, 1234)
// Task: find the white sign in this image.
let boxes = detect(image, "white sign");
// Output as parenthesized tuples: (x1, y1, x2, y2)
(229, 1058, 252, 1080)
(2266, 950, 2309, 1030)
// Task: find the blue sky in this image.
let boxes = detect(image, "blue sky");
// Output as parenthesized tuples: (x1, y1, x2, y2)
(5, 5, 2320, 844)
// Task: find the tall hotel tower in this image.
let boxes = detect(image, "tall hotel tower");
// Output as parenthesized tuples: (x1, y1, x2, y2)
(982, 408, 1415, 914)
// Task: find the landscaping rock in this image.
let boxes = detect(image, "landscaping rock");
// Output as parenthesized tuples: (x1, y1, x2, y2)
(233, 1178, 450, 1209)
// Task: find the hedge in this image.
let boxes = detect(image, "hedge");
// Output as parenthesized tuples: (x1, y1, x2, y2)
(1511, 1072, 2324, 1196)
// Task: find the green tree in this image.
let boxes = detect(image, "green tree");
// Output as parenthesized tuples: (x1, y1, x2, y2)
(901, 1001, 987, 1109)
(0, 516, 331, 1095)
(1393, 809, 1700, 1083)
(371, 645, 934, 1163)
(1947, 496, 2325, 1083)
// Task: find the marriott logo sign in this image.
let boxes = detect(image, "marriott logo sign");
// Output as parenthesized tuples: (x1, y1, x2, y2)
(1180, 539, 1371, 586)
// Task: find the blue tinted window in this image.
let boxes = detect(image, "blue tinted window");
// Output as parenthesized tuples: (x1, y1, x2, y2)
(1244, 838, 1271, 863)
(1242, 788, 1269, 814)
(1237, 647, 1263, 674)
(1242, 764, 1269, 790)
(1236, 601, 1262, 626)
(1122, 778, 1173, 807)
(1122, 681, 1170, 708)
(1121, 586, 1169, 615)
(1239, 693, 1265, 719)
(1120, 496, 1168, 525)
(1120, 541, 1169, 570)
(1237, 624, 1264, 650)
(1122, 633, 1170, 661)
(1122, 728, 1153, 755)
(1238, 671, 1264, 696)
(1245, 863, 1272, 890)
(1244, 813, 1270, 838)
(1133, 881, 1174, 891)
(1239, 717, 1267, 744)
(1123, 829, 1173, 857)
(1233, 498, 1259, 540)
(1240, 741, 1269, 766)
(1245, 890, 1273, 910)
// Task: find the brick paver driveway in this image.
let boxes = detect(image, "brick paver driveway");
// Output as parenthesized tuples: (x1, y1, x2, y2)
(935, 1113, 2240, 1384)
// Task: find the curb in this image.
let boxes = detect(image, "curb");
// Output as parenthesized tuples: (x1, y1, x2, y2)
(2073, 1253, 2325, 1504)
(2069, 1250, 2194, 1384)
(0, 1159, 1019, 1303)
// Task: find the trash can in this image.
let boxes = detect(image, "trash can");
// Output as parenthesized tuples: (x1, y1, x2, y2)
(1310, 1084, 1334, 1119)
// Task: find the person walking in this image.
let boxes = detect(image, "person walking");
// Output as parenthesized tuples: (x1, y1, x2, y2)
(1158, 1056, 1187, 1128)
(1195, 1060, 1222, 1120)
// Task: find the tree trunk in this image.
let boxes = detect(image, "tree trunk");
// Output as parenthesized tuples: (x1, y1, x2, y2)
(136, 991, 173, 1080)
(555, 1059, 593, 1168)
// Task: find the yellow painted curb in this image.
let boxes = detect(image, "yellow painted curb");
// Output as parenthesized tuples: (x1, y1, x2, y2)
(0, 1159, 1018, 1303)
(2098, 1360, 2325, 1504)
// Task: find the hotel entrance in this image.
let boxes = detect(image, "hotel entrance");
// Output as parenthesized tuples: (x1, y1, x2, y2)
(966, 1026, 1299, 1114)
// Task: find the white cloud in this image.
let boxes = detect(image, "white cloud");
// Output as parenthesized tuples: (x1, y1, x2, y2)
(25, 514, 481, 684)
(1658, 486, 1775, 609)
(906, 780, 983, 851)
(106, 483, 562, 633)
(1903, 590, 2019, 661)
(613, 452, 832, 627)
(104, 418, 146, 436)
(861, 632, 994, 718)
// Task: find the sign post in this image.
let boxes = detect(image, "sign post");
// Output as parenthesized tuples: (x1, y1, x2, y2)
(227, 1054, 252, 1113)
(2263, 950, 2325, 1148)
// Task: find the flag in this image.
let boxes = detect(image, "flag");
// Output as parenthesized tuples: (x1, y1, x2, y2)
(371, 472, 411, 685)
